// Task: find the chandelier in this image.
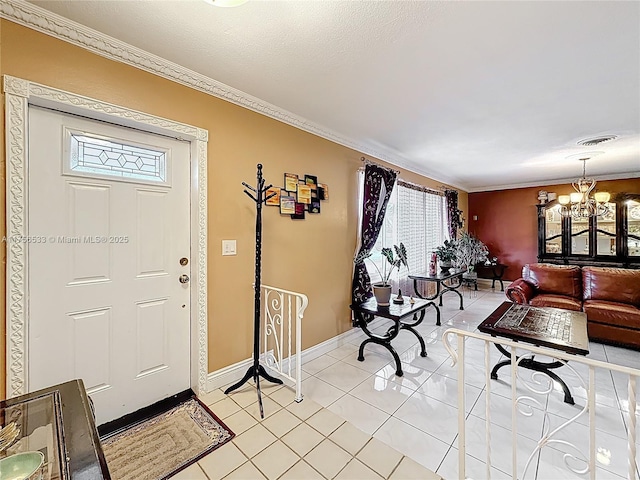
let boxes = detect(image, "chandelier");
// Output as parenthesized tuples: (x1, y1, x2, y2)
(558, 156, 610, 219)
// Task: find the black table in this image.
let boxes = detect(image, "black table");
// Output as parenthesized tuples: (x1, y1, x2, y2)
(476, 263, 508, 291)
(478, 302, 589, 404)
(350, 297, 431, 377)
(0, 379, 110, 479)
(409, 268, 466, 326)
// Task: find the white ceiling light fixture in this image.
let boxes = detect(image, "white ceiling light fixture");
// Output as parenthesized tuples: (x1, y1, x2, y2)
(558, 152, 610, 219)
(203, 0, 248, 7)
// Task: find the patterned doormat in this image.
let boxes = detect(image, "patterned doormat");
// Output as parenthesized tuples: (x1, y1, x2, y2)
(101, 397, 234, 480)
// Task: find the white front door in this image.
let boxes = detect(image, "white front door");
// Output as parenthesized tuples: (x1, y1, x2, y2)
(27, 107, 191, 425)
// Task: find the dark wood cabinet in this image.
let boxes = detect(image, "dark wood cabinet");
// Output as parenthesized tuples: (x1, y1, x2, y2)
(537, 193, 640, 268)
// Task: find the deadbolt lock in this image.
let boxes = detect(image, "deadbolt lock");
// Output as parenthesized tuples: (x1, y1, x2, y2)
(179, 257, 189, 266)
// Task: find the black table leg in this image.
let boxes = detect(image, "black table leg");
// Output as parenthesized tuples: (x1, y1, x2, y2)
(354, 309, 429, 377)
(426, 302, 441, 326)
(442, 276, 464, 310)
(399, 310, 428, 357)
(355, 312, 404, 376)
(490, 265, 506, 291)
(358, 337, 403, 377)
(413, 278, 442, 325)
(402, 325, 427, 357)
(491, 344, 575, 404)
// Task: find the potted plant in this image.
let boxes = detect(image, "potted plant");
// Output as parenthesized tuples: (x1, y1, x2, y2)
(435, 240, 457, 271)
(356, 243, 408, 306)
(455, 232, 489, 278)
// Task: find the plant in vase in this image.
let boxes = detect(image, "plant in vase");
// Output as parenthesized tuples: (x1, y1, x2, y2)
(455, 232, 489, 278)
(356, 243, 408, 306)
(435, 240, 458, 271)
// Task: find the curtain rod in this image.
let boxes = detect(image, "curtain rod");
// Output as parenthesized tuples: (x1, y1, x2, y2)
(397, 179, 444, 196)
(359, 157, 455, 195)
(360, 156, 400, 174)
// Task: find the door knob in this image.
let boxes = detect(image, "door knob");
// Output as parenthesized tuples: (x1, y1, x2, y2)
(179, 274, 190, 284)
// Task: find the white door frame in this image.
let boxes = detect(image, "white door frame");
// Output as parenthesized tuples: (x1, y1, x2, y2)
(3, 75, 209, 399)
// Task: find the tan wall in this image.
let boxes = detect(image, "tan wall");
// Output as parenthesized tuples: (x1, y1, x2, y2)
(0, 20, 466, 396)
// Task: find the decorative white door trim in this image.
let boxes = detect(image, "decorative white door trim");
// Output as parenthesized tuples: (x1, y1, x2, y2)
(3, 74, 209, 398)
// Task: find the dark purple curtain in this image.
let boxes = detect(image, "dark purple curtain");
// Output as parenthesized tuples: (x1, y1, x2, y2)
(352, 164, 398, 305)
(445, 189, 463, 239)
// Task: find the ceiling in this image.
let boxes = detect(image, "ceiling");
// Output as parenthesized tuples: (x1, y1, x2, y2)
(25, 0, 640, 191)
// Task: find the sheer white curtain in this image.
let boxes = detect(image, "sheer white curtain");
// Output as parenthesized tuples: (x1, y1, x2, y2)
(360, 172, 448, 295)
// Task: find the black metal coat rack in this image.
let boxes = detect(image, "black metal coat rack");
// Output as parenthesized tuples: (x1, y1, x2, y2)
(224, 164, 282, 418)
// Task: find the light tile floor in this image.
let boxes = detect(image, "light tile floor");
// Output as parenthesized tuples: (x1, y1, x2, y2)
(182, 284, 640, 479)
(174, 382, 440, 480)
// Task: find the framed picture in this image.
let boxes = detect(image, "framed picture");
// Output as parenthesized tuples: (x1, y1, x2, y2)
(309, 199, 321, 214)
(280, 195, 295, 215)
(265, 187, 281, 206)
(318, 183, 328, 200)
(291, 202, 306, 220)
(297, 184, 312, 204)
(305, 175, 317, 188)
(284, 173, 298, 192)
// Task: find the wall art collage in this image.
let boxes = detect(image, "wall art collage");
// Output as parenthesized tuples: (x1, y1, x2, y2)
(265, 173, 329, 220)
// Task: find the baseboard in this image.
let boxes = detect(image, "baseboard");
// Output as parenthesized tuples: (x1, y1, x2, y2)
(206, 357, 256, 392)
(206, 319, 385, 392)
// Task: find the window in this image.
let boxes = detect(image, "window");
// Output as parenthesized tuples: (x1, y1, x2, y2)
(65, 129, 169, 185)
(359, 173, 448, 294)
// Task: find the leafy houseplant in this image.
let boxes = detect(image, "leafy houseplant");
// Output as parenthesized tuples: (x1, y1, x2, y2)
(372, 243, 408, 286)
(435, 240, 458, 270)
(356, 243, 408, 306)
(455, 232, 489, 276)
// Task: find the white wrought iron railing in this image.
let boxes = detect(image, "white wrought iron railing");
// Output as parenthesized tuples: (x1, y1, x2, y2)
(443, 328, 639, 480)
(261, 284, 309, 402)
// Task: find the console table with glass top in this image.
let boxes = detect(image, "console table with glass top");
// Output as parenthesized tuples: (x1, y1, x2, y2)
(350, 297, 430, 377)
(0, 379, 110, 479)
(409, 268, 466, 326)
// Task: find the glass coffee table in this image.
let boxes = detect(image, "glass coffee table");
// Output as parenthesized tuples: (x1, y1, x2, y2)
(350, 297, 431, 377)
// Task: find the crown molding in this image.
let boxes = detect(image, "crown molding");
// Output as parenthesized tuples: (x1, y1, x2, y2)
(0, 0, 466, 191)
(466, 171, 640, 193)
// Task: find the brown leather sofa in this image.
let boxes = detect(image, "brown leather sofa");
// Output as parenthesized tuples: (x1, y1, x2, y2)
(506, 263, 640, 349)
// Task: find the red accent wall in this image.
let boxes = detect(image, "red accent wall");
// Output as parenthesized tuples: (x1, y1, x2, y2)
(468, 178, 640, 281)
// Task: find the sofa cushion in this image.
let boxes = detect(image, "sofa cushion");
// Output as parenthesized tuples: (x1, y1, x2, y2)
(583, 267, 640, 307)
(530, 294, 583, 311)
(587, 322, 640, 349)
(583, 300, 640, 329)
(522, 264, 582, 299)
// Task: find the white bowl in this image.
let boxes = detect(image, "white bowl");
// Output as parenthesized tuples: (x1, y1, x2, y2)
(0, 451, 45, 480)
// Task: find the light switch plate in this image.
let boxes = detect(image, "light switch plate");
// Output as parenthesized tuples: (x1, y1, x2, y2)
(222, 240, 236, 256)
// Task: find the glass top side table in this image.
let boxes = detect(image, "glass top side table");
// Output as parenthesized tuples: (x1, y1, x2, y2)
(0, 379, 110, 479)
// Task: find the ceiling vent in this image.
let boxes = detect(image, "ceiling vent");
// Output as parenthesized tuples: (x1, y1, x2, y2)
(577, 135, 618, 146)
